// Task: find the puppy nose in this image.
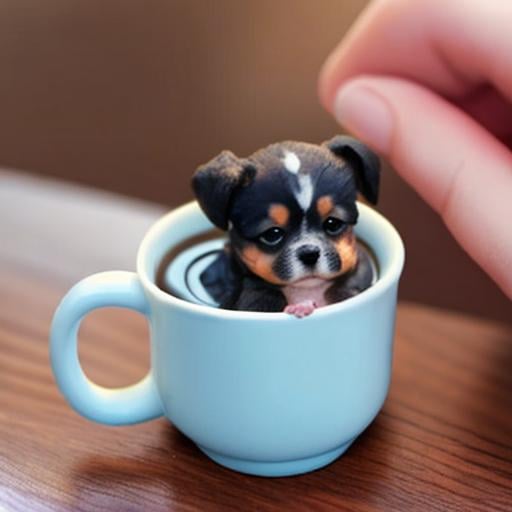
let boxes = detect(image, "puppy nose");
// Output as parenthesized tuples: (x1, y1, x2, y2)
(297, 245, 320, 267)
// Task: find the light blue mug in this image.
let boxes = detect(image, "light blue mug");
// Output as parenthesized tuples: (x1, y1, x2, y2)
(50, 201, 404, 477)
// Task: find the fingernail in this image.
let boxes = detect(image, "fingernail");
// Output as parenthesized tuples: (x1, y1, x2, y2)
(333, 82, 393, 154)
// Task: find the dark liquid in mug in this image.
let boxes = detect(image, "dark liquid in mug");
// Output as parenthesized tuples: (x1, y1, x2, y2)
(156, 229, 379, 309)
(155, 228, 225, 296)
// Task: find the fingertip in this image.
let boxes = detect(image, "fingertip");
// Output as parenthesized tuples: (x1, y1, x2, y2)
(332, 78, 395, 155)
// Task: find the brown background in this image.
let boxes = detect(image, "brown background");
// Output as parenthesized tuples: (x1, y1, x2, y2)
(0, 0, 509, 323)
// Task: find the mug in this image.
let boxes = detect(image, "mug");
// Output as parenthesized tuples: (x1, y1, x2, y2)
(50, 201, 405, 477)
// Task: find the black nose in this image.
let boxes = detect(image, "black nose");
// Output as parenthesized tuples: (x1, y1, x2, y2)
(297, 245, 320, 267)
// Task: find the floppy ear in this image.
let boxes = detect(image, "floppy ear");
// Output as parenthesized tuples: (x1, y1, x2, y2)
(191, 150, 256, 230)
(323, 135, 380, 205)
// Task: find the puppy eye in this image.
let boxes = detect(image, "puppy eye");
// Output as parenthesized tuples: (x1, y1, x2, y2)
(258, 227, 285, 246)
(323, 217, 346, 236)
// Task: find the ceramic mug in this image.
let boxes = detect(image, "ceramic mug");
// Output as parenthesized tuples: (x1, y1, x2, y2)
(50, 201, 405, 477)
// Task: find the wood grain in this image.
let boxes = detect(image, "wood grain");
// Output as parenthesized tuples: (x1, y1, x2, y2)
(1, 171, 511, 511)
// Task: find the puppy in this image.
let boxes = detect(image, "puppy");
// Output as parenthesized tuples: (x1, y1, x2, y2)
(192, 136, 380, 317)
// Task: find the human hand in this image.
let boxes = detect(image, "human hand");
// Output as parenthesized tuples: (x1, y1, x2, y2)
(318, 0, 512, 299)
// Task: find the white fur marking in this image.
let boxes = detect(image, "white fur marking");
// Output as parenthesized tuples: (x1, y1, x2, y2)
(296, 174, 313, 210)
(282, 150, 313, 210)
(283, 151, 301, 174)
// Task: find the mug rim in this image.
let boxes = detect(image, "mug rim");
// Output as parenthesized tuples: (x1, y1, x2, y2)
(137, 201, 405, 320)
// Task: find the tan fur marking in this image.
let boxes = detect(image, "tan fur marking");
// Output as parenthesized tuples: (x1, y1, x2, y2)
(268, 204, 290, 227)
(317, 196, 334, 217)
(240, 245, 284, 284)
(336, 229, 358, 275)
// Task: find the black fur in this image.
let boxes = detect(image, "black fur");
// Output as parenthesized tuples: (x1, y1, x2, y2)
(325, 248, 375, 303)
(324, 135, 380, 205)
(199, 247, 287, 312)
(192, 151, 257, 230)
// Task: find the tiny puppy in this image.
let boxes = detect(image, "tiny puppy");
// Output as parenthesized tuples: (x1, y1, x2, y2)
(192, 136, 380, 317)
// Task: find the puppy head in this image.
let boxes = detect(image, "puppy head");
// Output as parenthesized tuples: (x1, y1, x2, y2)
(192, 136, 380, 286)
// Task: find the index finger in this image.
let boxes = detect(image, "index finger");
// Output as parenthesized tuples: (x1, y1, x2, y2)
(319, 0, 512, 110)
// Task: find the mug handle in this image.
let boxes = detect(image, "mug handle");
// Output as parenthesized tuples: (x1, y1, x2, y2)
(50, 271, 164, 425)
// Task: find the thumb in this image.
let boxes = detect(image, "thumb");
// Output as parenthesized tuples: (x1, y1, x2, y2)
(331, 76, 512, 299)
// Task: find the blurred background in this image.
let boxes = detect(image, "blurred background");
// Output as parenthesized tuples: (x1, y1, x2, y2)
(1, 0, 509, 323)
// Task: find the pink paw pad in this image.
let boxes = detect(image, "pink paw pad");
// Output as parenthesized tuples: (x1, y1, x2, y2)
(284, 300, 317, 318)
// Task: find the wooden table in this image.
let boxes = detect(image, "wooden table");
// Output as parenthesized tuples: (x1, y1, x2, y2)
(1, 170, 511, 512)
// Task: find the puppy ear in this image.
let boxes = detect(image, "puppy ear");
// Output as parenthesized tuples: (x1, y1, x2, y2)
(192, 150, 256, 230)
(323, 135, 380, 205)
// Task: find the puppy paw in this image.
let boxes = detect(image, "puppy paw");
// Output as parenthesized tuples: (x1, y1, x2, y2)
(284, 300, 317, 318)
